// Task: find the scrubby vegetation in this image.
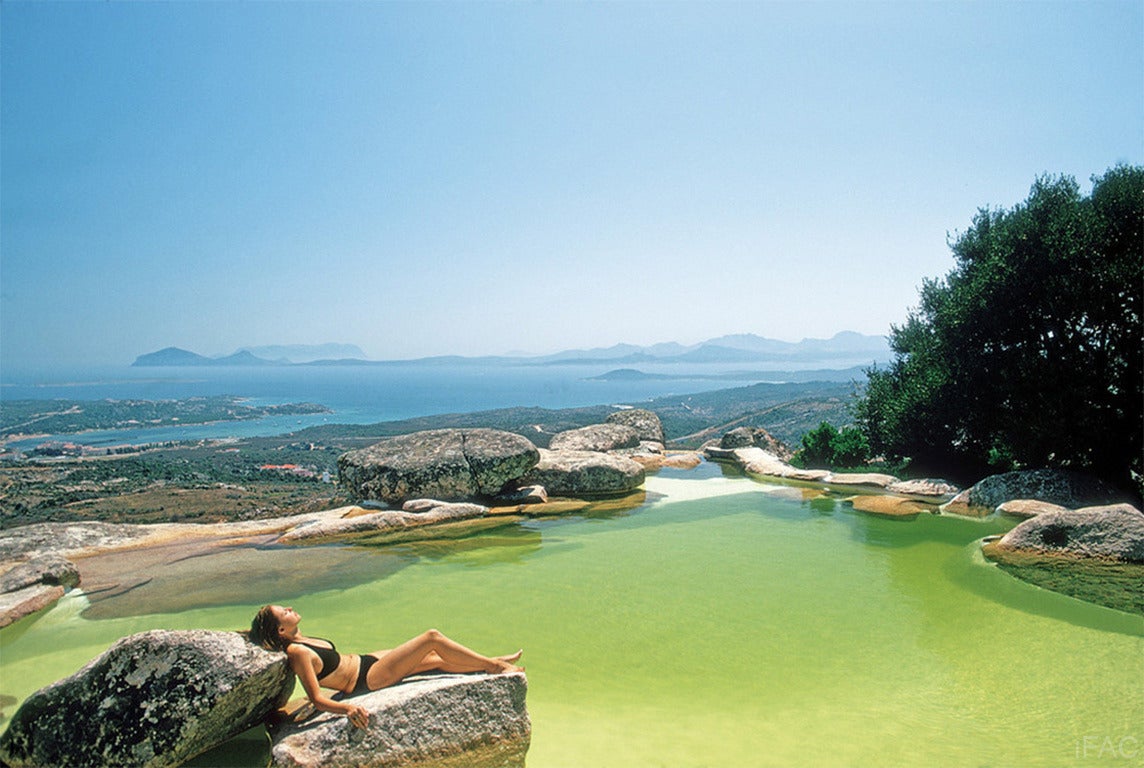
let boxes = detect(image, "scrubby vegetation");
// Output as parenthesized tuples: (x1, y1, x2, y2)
(855, 166, 1143, 492)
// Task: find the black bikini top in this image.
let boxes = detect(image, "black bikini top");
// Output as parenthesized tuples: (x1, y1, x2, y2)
(296, 637, 341, 680)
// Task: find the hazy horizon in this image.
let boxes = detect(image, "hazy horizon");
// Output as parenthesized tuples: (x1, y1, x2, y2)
(3, 2, 1140, 369)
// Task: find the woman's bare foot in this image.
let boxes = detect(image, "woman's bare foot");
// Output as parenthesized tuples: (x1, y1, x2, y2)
(493, 660, 525, 674)
(497, 650, 523, 664)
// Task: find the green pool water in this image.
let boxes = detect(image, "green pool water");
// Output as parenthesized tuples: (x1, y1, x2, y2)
(2, 466, 1142, 767)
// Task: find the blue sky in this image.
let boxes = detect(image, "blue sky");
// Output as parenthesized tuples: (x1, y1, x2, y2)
(2, 1, 1141, 367)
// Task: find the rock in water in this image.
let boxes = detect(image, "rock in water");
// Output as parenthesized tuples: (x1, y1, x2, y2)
(270, 672, 531, 768)
(0, 630, 294, 768)
(338, 429, 540, 505)
(549, 423, 641, 453)
(993, 504, 1144, 562)
(605, 409, 665, 444)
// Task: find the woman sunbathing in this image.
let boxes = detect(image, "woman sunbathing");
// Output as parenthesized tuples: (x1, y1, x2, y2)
(249, 604, 523, 729)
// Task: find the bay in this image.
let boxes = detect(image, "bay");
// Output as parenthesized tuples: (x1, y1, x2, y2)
(0, 360, 852, 447)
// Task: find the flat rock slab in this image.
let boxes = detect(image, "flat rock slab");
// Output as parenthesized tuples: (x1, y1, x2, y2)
(277, 503, 489, 545)
(270, 672, 530, 768)
(0, 583, 65, 629)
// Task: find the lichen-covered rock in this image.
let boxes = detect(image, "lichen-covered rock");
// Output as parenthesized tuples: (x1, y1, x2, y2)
(522, 449, 645, 497)
(549, 423, 641, 453)
(605, 409, 665, 444)
(992, 504, 1144, 562)
(942, 469, 1124, 516)
(338, 430, 539, 505)
(0, 630, 294, 768)
(269, 672, 530, 768)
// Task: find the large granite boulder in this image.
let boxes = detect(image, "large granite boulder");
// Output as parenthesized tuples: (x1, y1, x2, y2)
(549, 424, 641, 453)
(942, 468, 1124, 516)
(605, 409, 665, 444)
(718, 427, 792, 461)
(0, 630, 294, 768)
(0, 553, 81, 628)
(991, 504, 1144, 562)
(270, 672, 530, 768)
(522, 449, 645, 497)
(338, 429, 540, 505)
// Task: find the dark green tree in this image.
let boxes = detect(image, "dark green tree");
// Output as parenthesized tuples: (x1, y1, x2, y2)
(793, 421, 871, 469)
(856, 165, 1143, 491)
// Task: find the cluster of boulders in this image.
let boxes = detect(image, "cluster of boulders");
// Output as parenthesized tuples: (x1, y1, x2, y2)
(0, 630, 529, 768)
(337, 411, 686, 511)
(702, 434, 1144, 565)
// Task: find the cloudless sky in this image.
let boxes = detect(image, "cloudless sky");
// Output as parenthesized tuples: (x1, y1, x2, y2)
(2, 1, 1141, 367)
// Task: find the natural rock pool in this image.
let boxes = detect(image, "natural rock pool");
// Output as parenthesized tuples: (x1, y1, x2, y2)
(2, 463, 1141, 767)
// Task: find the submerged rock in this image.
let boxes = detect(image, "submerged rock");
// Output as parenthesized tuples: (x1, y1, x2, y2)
(0, 630, 293, 768)
(338, 429, 540, 505)
(522, 449, 645, 497)
(269, 672, 530, 768)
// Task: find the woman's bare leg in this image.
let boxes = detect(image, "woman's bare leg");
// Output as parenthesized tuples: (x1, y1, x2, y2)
(366, 629, 522, 690)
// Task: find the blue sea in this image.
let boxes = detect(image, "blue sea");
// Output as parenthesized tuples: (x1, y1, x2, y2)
(0, 361, 817, 448)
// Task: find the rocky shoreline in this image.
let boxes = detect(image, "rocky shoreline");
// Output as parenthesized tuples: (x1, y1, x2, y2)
(1, 411, 1141, 766)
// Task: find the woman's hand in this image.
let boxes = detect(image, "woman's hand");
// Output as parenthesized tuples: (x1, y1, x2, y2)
(346, 704, 370, 729)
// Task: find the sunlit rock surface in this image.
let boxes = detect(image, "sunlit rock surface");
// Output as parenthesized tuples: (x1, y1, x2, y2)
(522, 449, 645, 497)
(0, 553, 80, 628)
(269, 672, 530, 768)
(0, 630, 293, 768)
(991, 504, 1144, 562)
(549, 423, 641, 453)
(338, 429, 540, 505)
(605, 408, 666, 445)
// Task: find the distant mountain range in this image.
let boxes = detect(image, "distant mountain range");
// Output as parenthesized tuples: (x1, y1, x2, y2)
(132, 332, 890, 368)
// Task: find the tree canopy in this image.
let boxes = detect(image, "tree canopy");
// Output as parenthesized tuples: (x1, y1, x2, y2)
(855, 165, 1143, 492)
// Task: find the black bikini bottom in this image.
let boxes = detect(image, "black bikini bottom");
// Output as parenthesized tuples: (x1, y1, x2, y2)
(352, 654, 379, 696)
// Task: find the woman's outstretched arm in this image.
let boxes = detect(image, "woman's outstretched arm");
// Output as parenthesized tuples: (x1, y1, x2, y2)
(286, 645, 370, 729)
